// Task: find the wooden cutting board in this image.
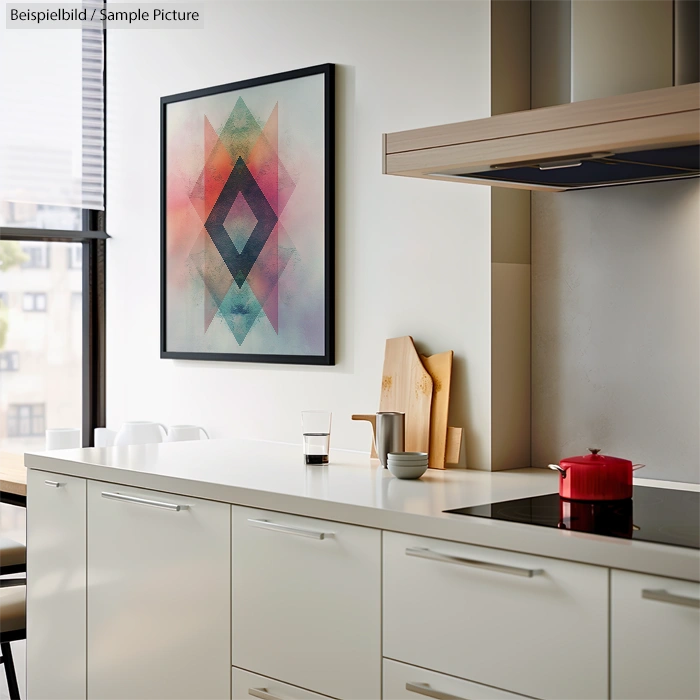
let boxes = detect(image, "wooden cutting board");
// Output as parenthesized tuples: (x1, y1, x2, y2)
(420, 351, 453, 469)
(379, 336, 433, 454)
(445, 427, 463, 465)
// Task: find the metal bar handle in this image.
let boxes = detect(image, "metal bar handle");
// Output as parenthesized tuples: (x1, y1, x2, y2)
(406, 682, 469, 700)
(249, 688, 284, 700)
(101, 491, 188, 512)
(406, 546, 544, 578)
(247, 518, 332, 540)
(44, 480, 63, 487)
(642, 588, 699, 609)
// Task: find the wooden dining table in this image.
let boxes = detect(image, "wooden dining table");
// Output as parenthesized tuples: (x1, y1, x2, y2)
(0, 452, 27, 507)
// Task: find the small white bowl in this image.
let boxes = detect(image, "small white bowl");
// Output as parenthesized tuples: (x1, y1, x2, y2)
(387, 452, 429, 462)
(387, 457, 429, 466)
(388, 462, 428, 479)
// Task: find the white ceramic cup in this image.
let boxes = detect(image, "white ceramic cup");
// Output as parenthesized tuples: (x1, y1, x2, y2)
(46, 428, 81, 450)
(165, 425, 210, 442)
(114, 421, 168, 446)
(94, 427, 116, 448)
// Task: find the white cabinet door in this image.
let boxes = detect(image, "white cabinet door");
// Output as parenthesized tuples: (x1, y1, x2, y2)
(232, 506, 381, 699)
(383, 532, 608, 700)
(232, 667, 334, 700)
(611, 570, 700, 700)
(383, 659, 530, 700)
(26, 470, 87, 700)
(87, 481, 230, 700)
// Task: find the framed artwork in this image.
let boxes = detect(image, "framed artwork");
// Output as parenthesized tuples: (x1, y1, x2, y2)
(161, 64, 334, 364)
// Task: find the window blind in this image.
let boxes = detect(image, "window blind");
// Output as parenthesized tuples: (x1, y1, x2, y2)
(0, 0, 105, 227)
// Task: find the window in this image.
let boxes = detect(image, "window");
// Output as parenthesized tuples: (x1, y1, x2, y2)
(0, 351, 19, 371)
(7, 403, 45, 437)
(21, 244, 50, 269)
(0, 1, 105, 454)
(67, 244, 82, 269)
(23, 292, 47, 312)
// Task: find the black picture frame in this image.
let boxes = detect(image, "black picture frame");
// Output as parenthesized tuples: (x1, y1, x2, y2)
(160, 63, 335, 365)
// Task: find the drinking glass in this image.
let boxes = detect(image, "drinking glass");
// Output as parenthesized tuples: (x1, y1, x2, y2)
(301, 410, 332, 465)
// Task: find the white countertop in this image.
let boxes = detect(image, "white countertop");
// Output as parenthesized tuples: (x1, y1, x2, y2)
(25, 438, 700, 582)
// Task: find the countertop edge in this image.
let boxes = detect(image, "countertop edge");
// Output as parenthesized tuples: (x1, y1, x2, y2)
(25, 451, 700, 583)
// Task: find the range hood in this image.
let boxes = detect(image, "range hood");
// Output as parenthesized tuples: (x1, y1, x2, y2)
(383, 0, 700, 192)
(383, 82, 700, 192)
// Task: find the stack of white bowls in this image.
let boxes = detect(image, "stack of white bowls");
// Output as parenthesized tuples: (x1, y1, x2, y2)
(386, 452, 429, 479)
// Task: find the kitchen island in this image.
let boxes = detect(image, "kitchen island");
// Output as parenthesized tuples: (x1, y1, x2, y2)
(25, 439, 700, 700)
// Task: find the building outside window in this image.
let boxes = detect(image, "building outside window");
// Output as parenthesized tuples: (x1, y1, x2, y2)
(22, 292, 47, 312)
(1, 241, 85, 452)
(0, 351, 19, 371)
(7, 403, 45, 437)
(21, 243, 51, 269)
(67, 243, 82, 269)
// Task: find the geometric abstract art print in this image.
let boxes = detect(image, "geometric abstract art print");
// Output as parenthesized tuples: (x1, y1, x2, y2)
(161, 64, 334, 364)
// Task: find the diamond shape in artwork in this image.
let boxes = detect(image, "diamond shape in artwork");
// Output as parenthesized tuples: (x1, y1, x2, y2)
(204, 156, 278, 289)
(223, 192, 258, 254)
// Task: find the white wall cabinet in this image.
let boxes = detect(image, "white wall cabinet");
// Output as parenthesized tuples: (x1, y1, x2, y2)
(86, 481, 231, 699)
(26, 470, 87, 700)
(232, 506, 382, 699)
(611, 570, 700, 700)
(383, 532, 609, 700)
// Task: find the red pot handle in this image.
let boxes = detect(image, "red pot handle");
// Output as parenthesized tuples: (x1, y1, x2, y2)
(548, 464, 567, 478)
(632, 463, 646, 471)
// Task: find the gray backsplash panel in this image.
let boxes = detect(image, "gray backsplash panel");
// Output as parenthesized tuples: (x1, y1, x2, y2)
(532, 178, 700, 483)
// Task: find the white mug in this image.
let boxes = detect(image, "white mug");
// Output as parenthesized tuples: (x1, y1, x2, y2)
(165, 425, 210, 442)
(94, 427, 116, 448)
(114, 421, 168, 446)
(46, 428, 81, 450)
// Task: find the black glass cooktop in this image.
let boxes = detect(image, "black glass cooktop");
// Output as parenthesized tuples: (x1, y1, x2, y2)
(445, 486, 699, 549)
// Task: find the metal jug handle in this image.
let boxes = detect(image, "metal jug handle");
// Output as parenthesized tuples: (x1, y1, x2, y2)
(351, 414, 377, 444)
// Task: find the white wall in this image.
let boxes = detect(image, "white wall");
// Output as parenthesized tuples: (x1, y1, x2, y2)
(106, 1, 493, 464)
(532, 179, 700, 483)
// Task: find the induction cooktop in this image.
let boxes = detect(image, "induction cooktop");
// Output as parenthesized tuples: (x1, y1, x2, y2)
(445, 486, 699, 549)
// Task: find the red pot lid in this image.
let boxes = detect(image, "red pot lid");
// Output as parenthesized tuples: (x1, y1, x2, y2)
(560, 448, 633, 468)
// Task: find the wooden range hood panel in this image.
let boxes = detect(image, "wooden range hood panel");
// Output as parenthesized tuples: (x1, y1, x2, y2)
(383, 83, 700, 191)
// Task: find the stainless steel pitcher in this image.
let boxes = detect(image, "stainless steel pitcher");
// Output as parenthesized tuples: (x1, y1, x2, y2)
(352, 412, 405, 468)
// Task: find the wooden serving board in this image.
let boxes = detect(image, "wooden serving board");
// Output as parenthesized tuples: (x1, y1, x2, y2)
(379, 336, 433, 455)
(420, 351, 453, 469)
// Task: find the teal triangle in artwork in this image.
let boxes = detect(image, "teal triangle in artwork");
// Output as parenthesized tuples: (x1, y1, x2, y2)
(217, 281, 265, 345)
(218, 96, 262, 162)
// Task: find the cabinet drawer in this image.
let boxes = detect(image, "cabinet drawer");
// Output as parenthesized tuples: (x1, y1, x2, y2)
(611, 570, 699, 700)
(232, 506, 381, 699)
(383, 659, 529, 700)
(233, 667, 334, 700)
(383, 532, 608, 700)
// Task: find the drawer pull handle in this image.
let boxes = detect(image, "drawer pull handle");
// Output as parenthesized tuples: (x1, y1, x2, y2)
(406, 682, 469, 700)
(44, 480, 63, 487)
(406, 546, 544, 578)
(642, 589, 699, 609)
(101, 491, 188, 512)
(249, 688, 284, 700)
(247, 518, 332, 540)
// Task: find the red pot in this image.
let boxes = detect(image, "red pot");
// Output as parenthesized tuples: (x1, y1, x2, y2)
(549, 449, 645, 501)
